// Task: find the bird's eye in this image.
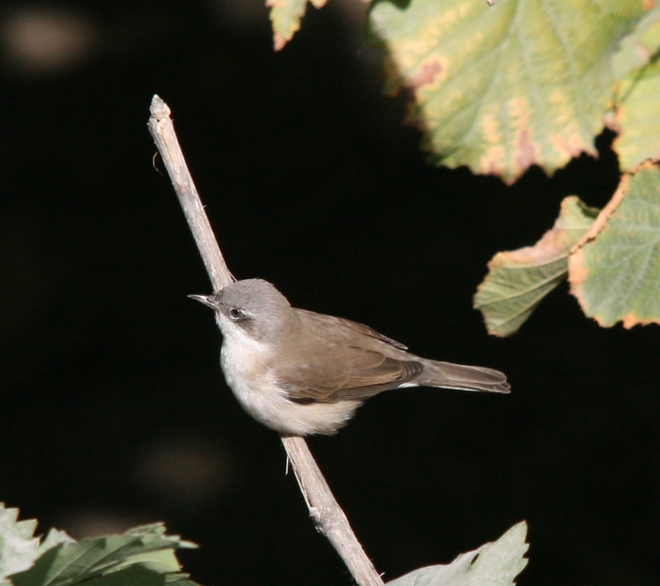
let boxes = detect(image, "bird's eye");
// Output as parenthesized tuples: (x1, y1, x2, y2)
(229, 308, 244, 321)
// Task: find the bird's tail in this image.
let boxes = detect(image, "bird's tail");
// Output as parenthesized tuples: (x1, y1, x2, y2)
(416, 360, 510, 394)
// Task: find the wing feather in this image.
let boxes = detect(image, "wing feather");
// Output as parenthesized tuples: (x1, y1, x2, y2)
(275, 308, 421, 404)
(278, 345, 423, 403)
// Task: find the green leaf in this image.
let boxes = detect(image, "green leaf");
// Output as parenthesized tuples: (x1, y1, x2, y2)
(386, 521, 528, 586)
(612, 8, 660, 170)
(52, 564, 198, 586)
(569, 162, 660, 328)
(474, 196, 599, 336)
(11, 524, 197, 586)
(614, 60, 660, 169)
(0, 505, 72, 584)
(267, 0, 327, 51)
(0, 504, 41, 583)
(37, 533, 74, 556)
(55, 565, 197, 586)
(368, 0, 648, 183)
(611, 7, 660, 79)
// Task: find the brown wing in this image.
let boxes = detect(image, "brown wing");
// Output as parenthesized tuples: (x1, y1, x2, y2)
(333, 350, 424, 400)
(295, 309, 408, 350)
(337, 318, 408, 350)
(275, 309, 422, 403)
(278, 347, 423, 402)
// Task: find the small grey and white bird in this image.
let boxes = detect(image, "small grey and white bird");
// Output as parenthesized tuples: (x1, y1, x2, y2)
(190, 279, 510, 436)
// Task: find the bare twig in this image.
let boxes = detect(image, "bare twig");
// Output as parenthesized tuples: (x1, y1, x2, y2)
(147, 95, 383, 586)
(281, 435, 383, 586)
(147, 96, 233, 291)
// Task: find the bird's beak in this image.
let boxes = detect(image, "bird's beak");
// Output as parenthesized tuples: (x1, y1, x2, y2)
(188, 294, 219, 310)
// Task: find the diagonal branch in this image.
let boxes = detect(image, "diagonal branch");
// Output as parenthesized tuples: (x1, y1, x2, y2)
(147, 95, 383, 586)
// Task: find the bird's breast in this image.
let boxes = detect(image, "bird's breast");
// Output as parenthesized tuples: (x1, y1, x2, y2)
(219, 337, 360, 436)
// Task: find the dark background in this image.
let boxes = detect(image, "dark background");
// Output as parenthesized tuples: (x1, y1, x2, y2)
(1, 2, 658, 585)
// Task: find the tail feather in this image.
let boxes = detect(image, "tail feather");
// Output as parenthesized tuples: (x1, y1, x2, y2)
(417, 360, 510, 394)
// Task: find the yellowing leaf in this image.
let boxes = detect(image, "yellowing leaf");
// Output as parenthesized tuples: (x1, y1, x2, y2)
(569, 161, 660, 328)
(369, 0, 648, 183)
(614, 60, 660, 170)
(474, 197, 599, 336)
(268, 0, 328, 51)
(611, 7, 660, 79)
(612, 8, 660, 169)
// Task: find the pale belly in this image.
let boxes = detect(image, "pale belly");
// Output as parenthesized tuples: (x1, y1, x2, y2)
(220, 344, 359, 436)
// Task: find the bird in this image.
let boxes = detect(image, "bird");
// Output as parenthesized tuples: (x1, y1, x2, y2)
(190, 279, 510, 436)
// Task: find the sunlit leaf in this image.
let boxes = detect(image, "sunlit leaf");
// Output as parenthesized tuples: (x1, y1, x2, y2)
(612, 8, 660, 170)
(569, 161, 660, 328)
(611, 7, 660, 79)
(0, 504, 73, 584)
(386, 521, 528, 586)
(474, 197, 598, 336)
(614, 61, 660, 170)
(0, 504, 40, 583)
(368, 0, 647, 183)
(11, 524, 197, 586)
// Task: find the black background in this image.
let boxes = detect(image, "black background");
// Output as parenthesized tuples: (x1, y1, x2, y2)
(1, 2, 659, 585)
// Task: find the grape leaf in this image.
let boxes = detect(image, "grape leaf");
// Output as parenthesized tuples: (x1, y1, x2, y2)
(474, 196, 599, 337)
(368, 0, 648, 183)
(386, 521, 528, 586)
